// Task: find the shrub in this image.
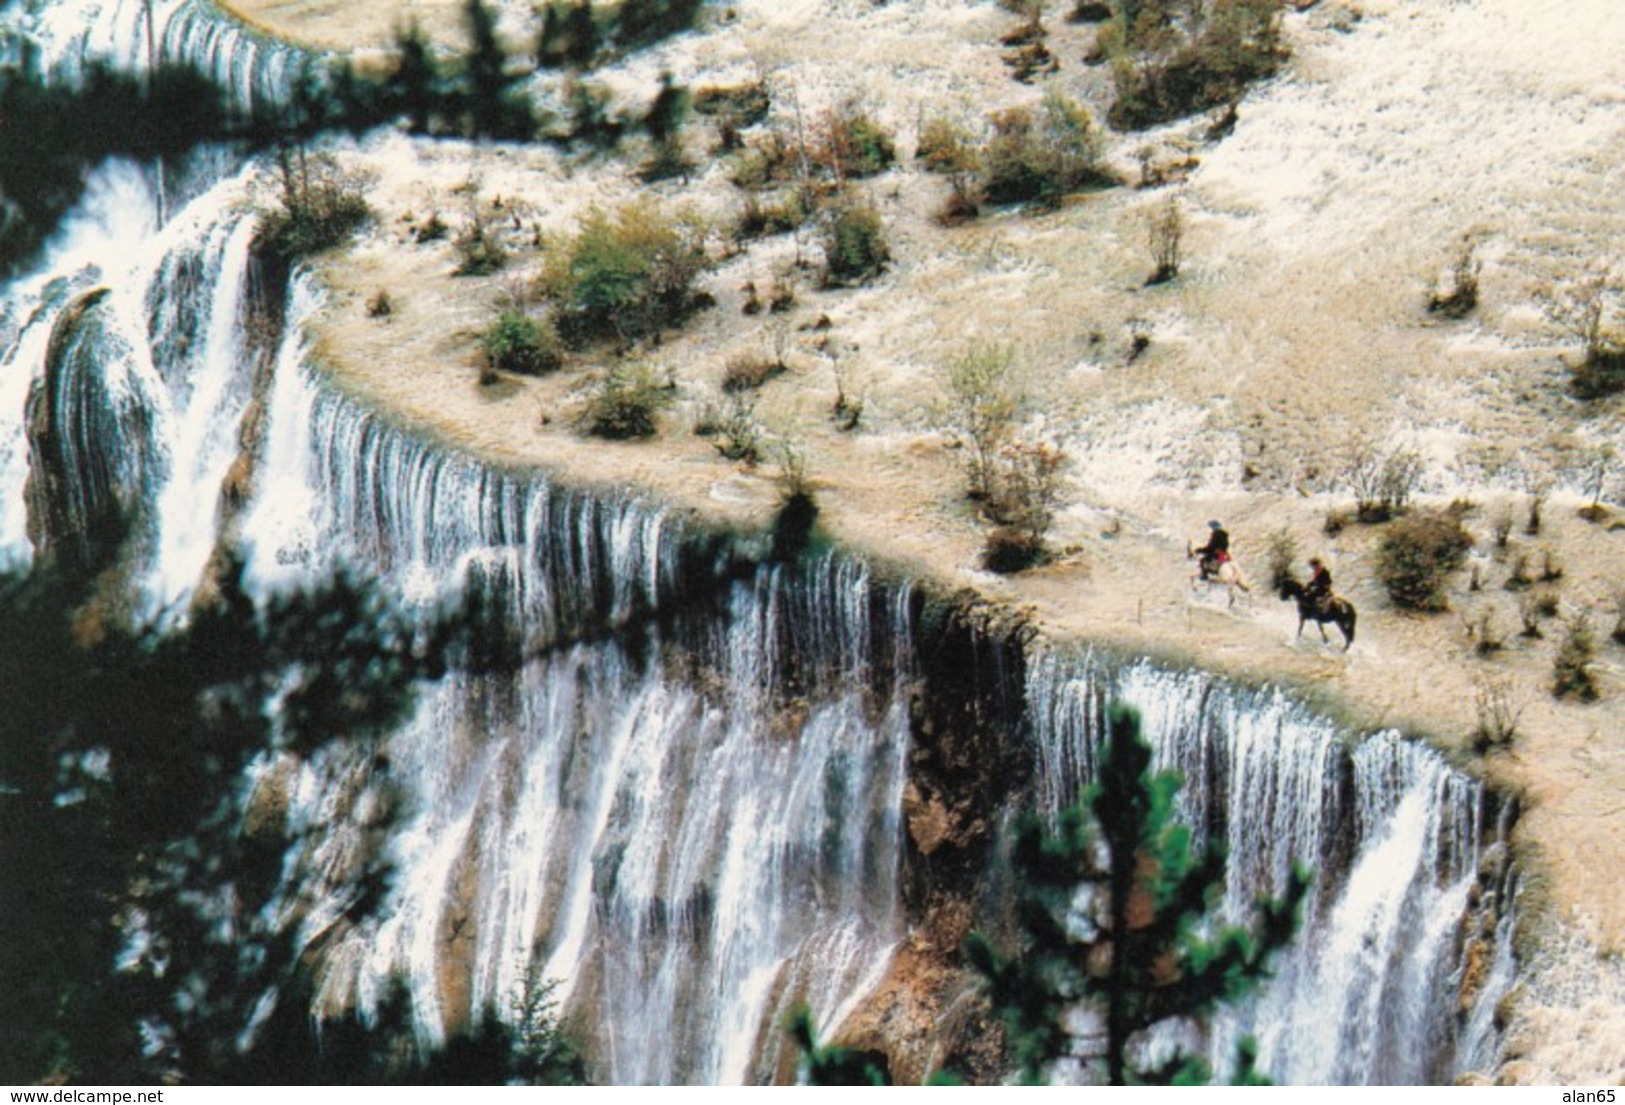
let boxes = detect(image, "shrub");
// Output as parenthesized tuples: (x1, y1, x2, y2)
(1612, 592, 1625, 647)
(721, 350, 782, 393)
(1471, 672, 1524, 752)
(479, 311, 563, 377)
(1145, 194, 1183, 285)
(817, 105, 896, 180)
(1543, 271, 1625, 398)
(258, 148, 373, 258)
(731, 189, 811, 243)
(820, 196, 890, 286)
(1428, 237, 1480, 319)
(707, 392, 764, 463)
(1106, 0, 1284, 130)
(1375, 509, 1472, 611)
(1344, 441, 1424, 523)
(983, 525, 1047, 574)
(453, 213, 507, 276)
(578, 362, 672, 439)
(942, 343, 1024, 501)
(693, 78, 771, 129)
(986, 436, 1067, 556)
(1553, 614, 1600, 701)
(980, 90, 1110, 207)
(537, 201, 711, 347)
(1265, 526, 1299, 592)
(917, 114, 978, 175)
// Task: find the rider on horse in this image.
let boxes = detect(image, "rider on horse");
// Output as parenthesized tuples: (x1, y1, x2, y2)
(1304, 556, 1333, 614)
(1195, 520, 1231, 582)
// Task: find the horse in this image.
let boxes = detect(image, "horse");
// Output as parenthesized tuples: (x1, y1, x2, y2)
(1187, 543, 1252, 607)
(1278, 578, 1357, 650)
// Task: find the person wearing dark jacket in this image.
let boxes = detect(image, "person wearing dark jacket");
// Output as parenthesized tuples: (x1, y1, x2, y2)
(1194, 520, 1230, 580)
(1304, 556, 1333, 611)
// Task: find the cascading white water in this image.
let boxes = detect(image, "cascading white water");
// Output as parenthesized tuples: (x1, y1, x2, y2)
(243, 361, 913, 1084)
(25, 0, 306, 113)
(1027, 649, 1515, 1084)
(0, 1, 1519, 1085)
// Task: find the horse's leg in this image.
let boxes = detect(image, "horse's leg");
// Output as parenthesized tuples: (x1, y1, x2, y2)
(1318, 620, 1329, 643)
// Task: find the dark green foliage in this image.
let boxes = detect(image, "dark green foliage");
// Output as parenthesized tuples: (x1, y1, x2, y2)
(1375, 509, 1473, 612)
(0, 550, 590, 1084)
(964, 705, 1309, 1085)
(982, 525, 1047, 573)
(0, 60, 226, 273)
(789, 1007, 892, 1086)
(579, 362, 674, 439)
(257, 146, 374, 259)
(0, 556, 418, 1082)
(821, 106, 896, 179)
(461, 0, 534, 139)
(980, 90, 1111, 208)
(821, 197, 890, 287)
(613, 0, 705, 51)
(386, 23, 444, 134)
(480, 311, 564, 376)
(1104, 0, 1284, 131)
(537, 201, 712, 347)
(538, 1, 604, 68)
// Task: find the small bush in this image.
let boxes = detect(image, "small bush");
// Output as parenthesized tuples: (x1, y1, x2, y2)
(986, 437, 1067, 552)
(258, 148, 373, 258)
(917, 114, 978, 175)
(1470, 610, 1504, 657)
(1612, 592, 1625, 647)
(480, 311, 564, 377)
(1428, 238, 1480, 319)
(1518, 592, 1544, 639)
(1490, 506, 1514, 550)
(1265, 526, 1299, 592)
(708, 392, 764, 463)
(1106, 0, 1284, 130)
(537, 201, 711, 347)
(721, 351, 782, 393)
(366, 288, 394, 318)
(453, 213, 507, 276)
(731, 190, 811, 243)
(1543, 271, 1625, 399)
(820, 196, 890, 287)
(1553, 614, 1600, 701)
(693, 78, 771, 128)
(942, 343, 1024, 501)
(983, 525, 1048, 574)
(980, 90, 1110, 208)
(1345, 441, 1424, 523)
(1375, 509, 1472, 611)
(817, 105, 896, 180)
(1471, 672, 1524, 752)
(1145, 194, 1183, 285)
(1504, 551, 1533, 591)
(578, 362, 672, 439)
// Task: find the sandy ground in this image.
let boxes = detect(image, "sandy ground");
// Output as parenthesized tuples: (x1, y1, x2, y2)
(238, 0, 1625, 1083)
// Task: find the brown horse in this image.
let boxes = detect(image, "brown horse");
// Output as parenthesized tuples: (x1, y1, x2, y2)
(1278, 579, 1357, 650)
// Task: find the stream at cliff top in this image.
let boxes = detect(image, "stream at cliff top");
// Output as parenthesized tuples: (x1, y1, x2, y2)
(0, 0, 1518, 1084)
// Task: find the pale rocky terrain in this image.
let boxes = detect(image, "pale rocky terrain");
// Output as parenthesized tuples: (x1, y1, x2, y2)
(225, 0, 1625, 1083)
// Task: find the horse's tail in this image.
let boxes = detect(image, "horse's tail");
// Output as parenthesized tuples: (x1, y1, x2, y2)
(1345, 603, 1357, 645)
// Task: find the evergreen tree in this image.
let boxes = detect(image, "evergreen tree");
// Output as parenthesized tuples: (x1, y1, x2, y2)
(0, 551, 579, 1083)
(461, 0, 531, 139)
(966, 703, 1310, 1085)
(387, 22, 442, 134)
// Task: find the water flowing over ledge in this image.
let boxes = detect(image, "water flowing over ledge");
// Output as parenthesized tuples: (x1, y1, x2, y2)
(0, 1, 1520, 1081)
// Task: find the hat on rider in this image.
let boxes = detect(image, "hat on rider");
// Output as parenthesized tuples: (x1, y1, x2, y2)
(1208, 520, 1222, 529)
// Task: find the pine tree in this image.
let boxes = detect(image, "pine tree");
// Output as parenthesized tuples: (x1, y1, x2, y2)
(0, 552, 582, 1083)
(965, 703, 1310, 1085)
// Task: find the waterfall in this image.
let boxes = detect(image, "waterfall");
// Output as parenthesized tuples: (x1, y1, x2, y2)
(24, 0, 309, 114)
(1027, 650, 1516, 1084)
(0, 2, 1520, 1086)
(243, 361, 914, 1084)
